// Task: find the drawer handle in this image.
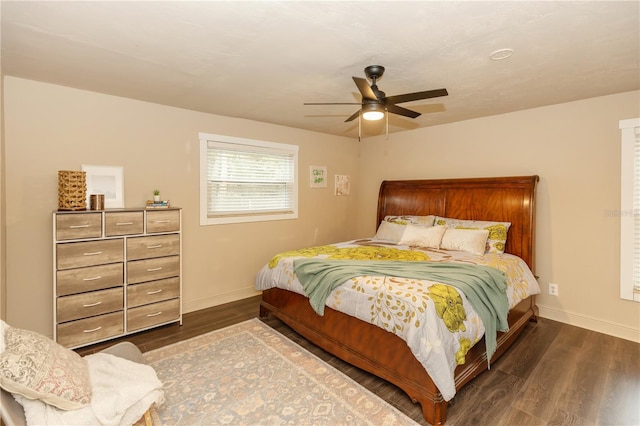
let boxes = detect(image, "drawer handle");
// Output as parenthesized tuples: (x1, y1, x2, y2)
(83, 251, 103, 256)
(147, 267, 163, 272)
(147, 245, 163, 249)
(153, 220, 171, 224)
(147, 289, 163, 295)
(82, 276, 102, 281)
(69, 224, 90, 229)
(83, 326, 102, 333)
(116, 222, 133, 226)
(83, 301, 102, 307)
(146, 311, 162, 317)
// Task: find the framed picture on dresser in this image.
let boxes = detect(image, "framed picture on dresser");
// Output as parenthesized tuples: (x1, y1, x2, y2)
(82, 165, 124, 208)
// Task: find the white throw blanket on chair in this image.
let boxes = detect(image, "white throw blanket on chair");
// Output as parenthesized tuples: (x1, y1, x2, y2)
(14, 352, 164, 425)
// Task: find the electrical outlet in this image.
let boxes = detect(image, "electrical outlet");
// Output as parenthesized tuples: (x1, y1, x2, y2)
(549, 283, 559, 296)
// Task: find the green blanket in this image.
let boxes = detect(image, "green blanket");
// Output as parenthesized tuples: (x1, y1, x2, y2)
(293, 259, 509, 365)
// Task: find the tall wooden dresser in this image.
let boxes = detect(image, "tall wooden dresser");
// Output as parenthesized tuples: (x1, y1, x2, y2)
(53, 208, 182, 348)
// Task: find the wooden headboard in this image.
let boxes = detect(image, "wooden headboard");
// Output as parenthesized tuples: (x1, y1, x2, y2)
(377, 175, 539, 272)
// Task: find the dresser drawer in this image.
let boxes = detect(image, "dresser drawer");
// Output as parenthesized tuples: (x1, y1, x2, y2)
(57, 311, 124, 348)
(57, 239, 124, 270)
(56, 213, 102, 240)
(57, 287, 123, 323)
(127, 234, 180, 261)
(127, 298, 179, 332)
(146, 210, 180, 233)
(127, 255, 179, 284)
(57, 263, 124, 296)
(105, 211, 144, 237)
(127, 277, 179, 308)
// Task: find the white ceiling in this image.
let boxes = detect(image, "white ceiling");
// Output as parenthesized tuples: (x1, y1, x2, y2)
(2, 1, 639, 139)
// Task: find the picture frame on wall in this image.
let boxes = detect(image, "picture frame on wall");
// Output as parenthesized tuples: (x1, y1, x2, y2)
(335, 174, 350, 196)
(82, 165, 125, 208)
(309, 166, 327, 188)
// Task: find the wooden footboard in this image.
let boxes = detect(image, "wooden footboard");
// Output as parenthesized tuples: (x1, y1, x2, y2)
(261, 288, 537, 425)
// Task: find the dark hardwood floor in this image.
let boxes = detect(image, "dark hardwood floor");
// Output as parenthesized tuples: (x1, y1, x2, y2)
(77, 296, 640, 426)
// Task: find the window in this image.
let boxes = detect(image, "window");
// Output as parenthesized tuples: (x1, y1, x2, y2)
(619, 118, 640, 302)
(199, 133, 298, 225)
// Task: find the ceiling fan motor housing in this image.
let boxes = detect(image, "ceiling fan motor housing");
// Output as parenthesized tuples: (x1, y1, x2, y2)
(363, 98, 384, 106)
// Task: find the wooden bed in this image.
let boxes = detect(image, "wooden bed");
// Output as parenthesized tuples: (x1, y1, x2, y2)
(259, 175, 539, 425)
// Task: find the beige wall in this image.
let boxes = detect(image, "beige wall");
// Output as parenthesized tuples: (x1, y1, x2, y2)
(3, 76, 639, 343)
(3, 77, 359, 336)
(356, 90, 640, 342)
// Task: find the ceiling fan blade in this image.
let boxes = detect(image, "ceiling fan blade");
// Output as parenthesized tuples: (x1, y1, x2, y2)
(345, 110, 361, 122)
(352, 77, 378, 100)
(385, 103, 421, 119)
(304, 102, 361, 105)
(384, 88, 448, 105)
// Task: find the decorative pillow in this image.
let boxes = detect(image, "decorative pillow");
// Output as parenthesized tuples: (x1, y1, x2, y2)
(383, 215, 435, 227)
(399, 225, 447, 249)
(440, 228, 490, 255)
(434, 216, 511, 253)
(373, 221, 406, 243)
(0, 325, 92, 410)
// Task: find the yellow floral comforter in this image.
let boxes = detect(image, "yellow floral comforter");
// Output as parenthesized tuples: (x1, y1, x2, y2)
(255, 239, 540, 401)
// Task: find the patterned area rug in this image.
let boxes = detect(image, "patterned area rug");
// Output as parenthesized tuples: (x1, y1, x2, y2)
(143, 318, 418, 425)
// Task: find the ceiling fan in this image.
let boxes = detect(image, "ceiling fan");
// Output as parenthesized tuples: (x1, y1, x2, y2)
(304, 65, 448, 122)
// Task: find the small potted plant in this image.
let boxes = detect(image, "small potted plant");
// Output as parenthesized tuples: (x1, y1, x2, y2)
(153, 189, 160, 202)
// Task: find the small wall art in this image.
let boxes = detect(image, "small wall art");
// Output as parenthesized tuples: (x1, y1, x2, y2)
(82, 165, 125, 208)
(335, 174, 350, 196)
(309, 166, 327, 188)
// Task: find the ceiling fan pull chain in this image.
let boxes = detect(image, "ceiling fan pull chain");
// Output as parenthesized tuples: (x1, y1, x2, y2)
(358, 111, 362, 141)
(386, 111, 389, 140)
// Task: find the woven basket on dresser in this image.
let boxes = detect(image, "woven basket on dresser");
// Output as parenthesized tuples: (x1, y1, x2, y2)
(58, 170, 87, 211)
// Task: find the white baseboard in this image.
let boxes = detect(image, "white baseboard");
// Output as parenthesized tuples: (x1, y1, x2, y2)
(182, 287, 261, 314)
(538, 305, 640, 343)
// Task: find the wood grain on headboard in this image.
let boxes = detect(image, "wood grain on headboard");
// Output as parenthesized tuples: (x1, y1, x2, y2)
(377, 176, 539, 272)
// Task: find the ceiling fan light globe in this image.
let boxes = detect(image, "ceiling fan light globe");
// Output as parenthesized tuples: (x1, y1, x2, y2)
(362, 110, 385, 121)
(361, 102, 385, 121)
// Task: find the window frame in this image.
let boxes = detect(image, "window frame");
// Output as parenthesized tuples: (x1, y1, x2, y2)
(199, 132, 298, 226)
(619, 118, 640, 302)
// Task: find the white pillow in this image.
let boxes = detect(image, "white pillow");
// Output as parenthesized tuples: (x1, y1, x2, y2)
(435, 216, 511, 253)
(440, 228, 490, 255)
(373, 221, 406, 243)
(399, 225, 447, 248)
(0, 325, 92, 410)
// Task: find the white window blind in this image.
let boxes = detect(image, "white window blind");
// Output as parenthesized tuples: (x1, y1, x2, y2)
(619, 118, 640, 302)
(199, 133, 298, 225)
